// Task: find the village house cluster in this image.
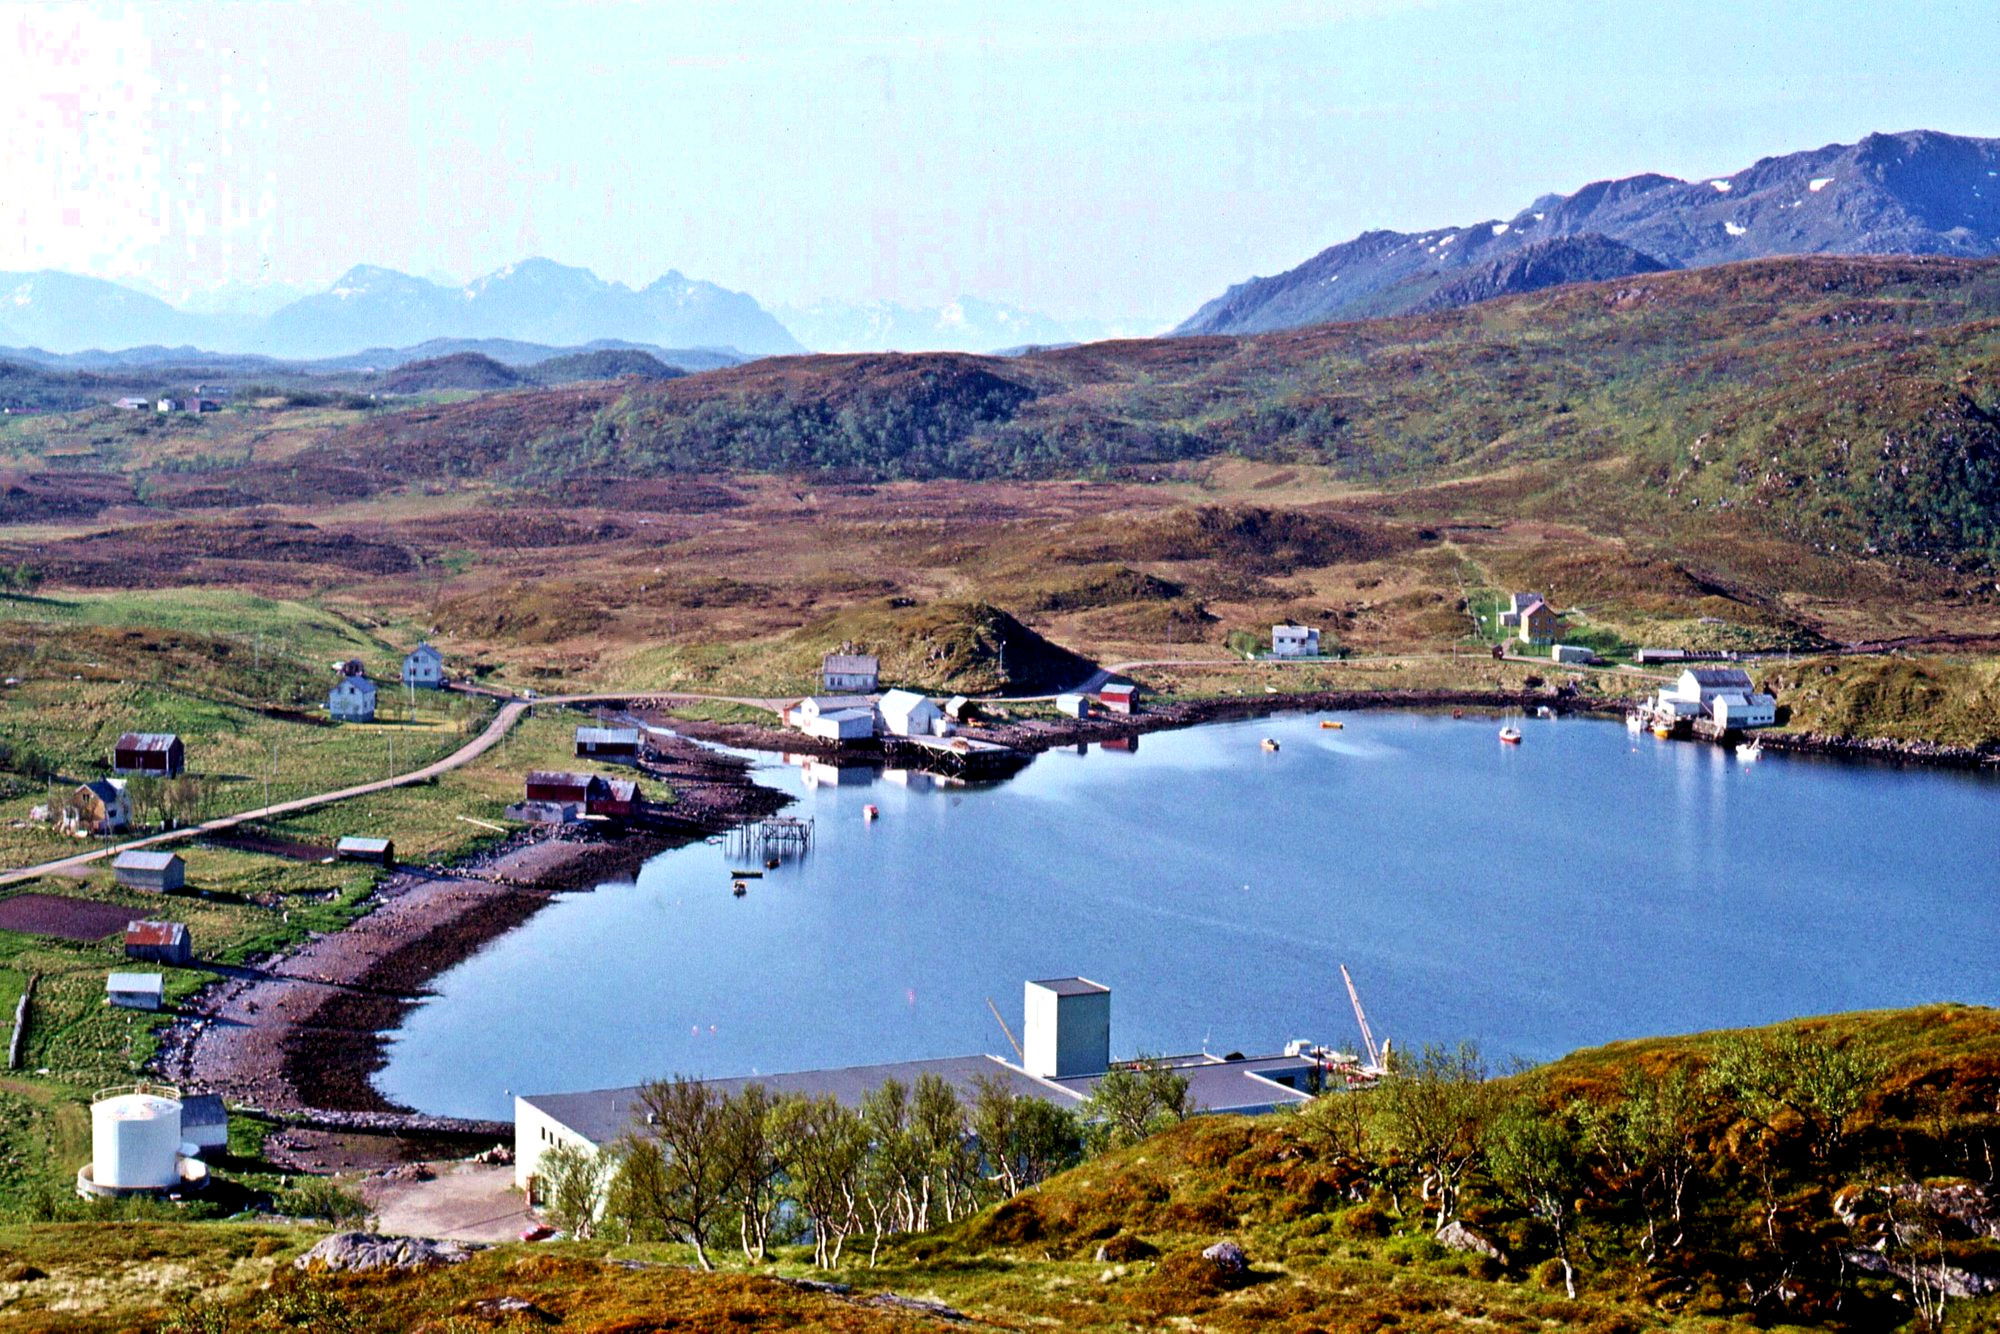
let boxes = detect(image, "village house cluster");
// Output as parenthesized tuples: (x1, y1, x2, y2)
(323, 641, 447, 723)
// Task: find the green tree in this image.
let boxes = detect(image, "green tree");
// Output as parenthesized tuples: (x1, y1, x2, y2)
(1707, 1030, 1886, 1164)
(535, 1140, 608, 1240)
(1376, 1042, 1489, 1229)
(769, 1094, 869, 1268)
(1487, 1092, 1588, 1299)
(716, 1082, 784, 1261)
(631, 1075, 733, 1269)
(603, 1138, 672, 1244)
(1081, 1057, 1191, 1152)
(1584, 1062, 1708, 1260)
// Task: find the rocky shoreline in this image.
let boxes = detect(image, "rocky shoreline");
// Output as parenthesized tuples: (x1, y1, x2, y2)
(149, 730, 788, 1166)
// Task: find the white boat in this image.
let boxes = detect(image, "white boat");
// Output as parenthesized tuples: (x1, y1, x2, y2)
(1498, 725, 1522, 745)
(1625, 713, 1645, 733)
(1738, 742, 1763, 763)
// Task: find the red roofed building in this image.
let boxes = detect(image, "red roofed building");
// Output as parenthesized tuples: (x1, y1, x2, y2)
(113, 733, 184, 777)
(124, 920, 193, 966)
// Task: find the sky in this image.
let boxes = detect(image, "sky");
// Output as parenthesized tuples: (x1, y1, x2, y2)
(3, 0, 1997, 325)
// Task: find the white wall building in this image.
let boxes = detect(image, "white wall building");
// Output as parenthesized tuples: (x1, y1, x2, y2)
(791, 695, 878, 742)
(328, 670, 377, 722)
(1654, 667, 1776, 729)
(1271, 624, 1321, 657)
(821, 654, 880, 693)
(878, 689, 946, 738)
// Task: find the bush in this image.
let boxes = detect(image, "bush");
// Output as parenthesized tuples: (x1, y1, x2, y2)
(1332, 1201, 1394, 1239)
(1382, 1232, 1449, 1266)
(1095, 1232, 1160, 1263)
(277, 1178, 370, 1226)
(1531, 1256, 1571, 1291)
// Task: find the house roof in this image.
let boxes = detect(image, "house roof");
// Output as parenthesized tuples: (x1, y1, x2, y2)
(524, 1054, 1072, 1146)
(1030, 976, 1110, 997)
(113, 851, 181, 872)
(1686, 667, 1754, 688)
(878, 689, 934, 712)
(1273, 623, 1316, 634)
(597, 779, 639, 802)
(526, 770, 595, 787)
(799, 695, 876, 712)
(575, 727, 642, 745)
(78, 778, 127, 802)
(115, 732, 180, 752)
(1098, 682, 1137, 697)
(405, 643, 442, 660)
(179, 1093, 227, 1128)
(1052, 1053, 1316, 1115)
(124, 921, 187, 948)
(1519, 598, 1550, 616)
(336, 836, 392, 854)
(822, 654, 880, 675)
(106, 972, 163, 993)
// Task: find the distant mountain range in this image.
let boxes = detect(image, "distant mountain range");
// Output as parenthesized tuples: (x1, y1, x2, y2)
(1177, 129, 2000, 334)
(774, 297, 1160, 354)
(0, 259, 803, 360)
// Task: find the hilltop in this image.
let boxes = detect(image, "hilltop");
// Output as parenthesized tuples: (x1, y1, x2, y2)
(1178, 129, 2000, 333)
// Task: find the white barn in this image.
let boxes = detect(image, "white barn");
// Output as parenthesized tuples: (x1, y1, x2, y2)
(328, 662, 377, 722)
(402, 642, 445, 689)
(1655, 667, 1776, 730)
(878, 689, 945, 738)
(790, 696, 878, 743)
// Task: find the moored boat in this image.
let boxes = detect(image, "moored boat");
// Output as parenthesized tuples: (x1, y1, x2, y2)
(1261, 737, 1281, 752)
(1498, 726, 1522, 744)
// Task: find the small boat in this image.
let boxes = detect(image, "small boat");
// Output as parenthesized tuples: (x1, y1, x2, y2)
(1625, 713, 1645, 733)
(1536, 705, 1555, 719)
(1261, 737, 1281, 752)
(1652, 723, 1672, 739)
(1738, 742, 1763, 763)
(732, 881, 748, 898)
(1498, 726, 1522, 745)
(1451, 709, 1464, 719)
(1319, 719, 1344, 730)
(863, 804, 880, 821)
(765, 856, 781, 870)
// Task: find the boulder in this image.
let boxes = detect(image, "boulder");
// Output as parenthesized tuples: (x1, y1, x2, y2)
(1200, 1240, 1250, 1276)
(295, 1232, 476, 1272)
(1436, 1220, 1510, 1266)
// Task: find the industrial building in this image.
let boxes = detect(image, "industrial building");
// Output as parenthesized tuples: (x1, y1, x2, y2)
(514, 977, 1325, 1196)
(1653, 667, 1777, 730)
(113, 850, 185, 893)
(76, 1084, 209, 1197)
(878, 689, 946, 738)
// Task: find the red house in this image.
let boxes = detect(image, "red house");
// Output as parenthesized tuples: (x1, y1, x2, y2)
(524, 771, 640, 820)
(1096, 683, 1139, 716)
(113, 732, 185, 777)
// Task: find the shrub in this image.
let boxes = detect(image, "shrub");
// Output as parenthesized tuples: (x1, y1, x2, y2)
(276, 1178, 370, 1226)
(1332, 1201, 1394, 1239)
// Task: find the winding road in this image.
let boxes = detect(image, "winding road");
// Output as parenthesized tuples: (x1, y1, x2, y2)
(0, 688, 784, 888)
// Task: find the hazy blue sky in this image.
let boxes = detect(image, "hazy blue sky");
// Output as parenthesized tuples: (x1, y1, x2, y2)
(4, 0, 1995, 322)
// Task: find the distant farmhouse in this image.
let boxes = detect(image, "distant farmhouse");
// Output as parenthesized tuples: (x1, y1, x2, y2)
(328, 660, 377, 722)
(1271, 624, 1321, 658)
(401, 642, 445, 689)
(1498, 592, 1541, 629)
(63, 779, 130, 836)
(821, 653, 879, 693)
(1516, 598, 1559, 645)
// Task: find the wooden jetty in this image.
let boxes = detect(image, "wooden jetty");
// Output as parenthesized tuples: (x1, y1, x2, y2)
(728, 816, 815, 861)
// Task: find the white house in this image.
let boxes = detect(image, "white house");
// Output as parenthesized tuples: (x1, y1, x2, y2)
(878, 689, 946, 738)
(402, 642, 445, 689)
(1712, 692, 1778, 730)
(1271, 624, 1321, 658)
(821, 653, 880, 693)
(1055, 693, 1091, 718)
(63, 779, 131, 836)
(328, 662, 378, 722)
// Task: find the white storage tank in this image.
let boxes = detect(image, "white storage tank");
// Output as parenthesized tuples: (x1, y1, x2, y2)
(91, 1085, 183, 1190)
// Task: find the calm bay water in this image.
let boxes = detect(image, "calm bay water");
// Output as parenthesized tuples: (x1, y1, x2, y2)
(375, 712, 2000, 1120)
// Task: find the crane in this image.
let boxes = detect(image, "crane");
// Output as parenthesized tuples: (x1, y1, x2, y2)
(986, 996, 1025, 1063)
(1341, 964, 1386, 1074)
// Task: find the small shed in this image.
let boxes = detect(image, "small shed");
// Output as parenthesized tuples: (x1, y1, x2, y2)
(821, 653, 880, 693)
(106, 972, 164, 1011)
(587, 778, 639, 820)
(113, 732, 185, 777)
(878, 690, 945, 738)
(402, 642, 445, 689)
(1055, 694, 1091, 719)
(335, 836, 395, 866)
(124, 920, 193, 966)
(574, 726, 643, 761)
(943, 695, 980, 723)
(1550, 644, 1598, 666)
(803, 709, 876, 743)
(179, 1094, 229, 1153)
(1097, 682, 1139, 715)
(63, 779, 131, 836)
(113, 850, 185, 893)
(525, 771, 594, 806)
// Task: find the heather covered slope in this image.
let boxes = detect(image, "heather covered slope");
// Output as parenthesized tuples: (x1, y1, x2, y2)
(230, 255, 2000, 569)
(1177, 129, 2000, 333)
